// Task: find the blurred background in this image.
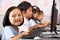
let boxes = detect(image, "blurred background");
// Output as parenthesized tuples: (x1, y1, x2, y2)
(0, 0, 60, 35)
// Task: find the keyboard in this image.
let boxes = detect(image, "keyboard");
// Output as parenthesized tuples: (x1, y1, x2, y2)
(22, 28, 43, 39)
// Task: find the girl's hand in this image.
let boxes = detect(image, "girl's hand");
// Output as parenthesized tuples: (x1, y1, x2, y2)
(41, 21, 51, 26)
(21, 31, 29, 36)
(38, 24, 44, 28)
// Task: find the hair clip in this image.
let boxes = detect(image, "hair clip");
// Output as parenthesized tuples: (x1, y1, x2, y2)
(33, 6, 37, 9)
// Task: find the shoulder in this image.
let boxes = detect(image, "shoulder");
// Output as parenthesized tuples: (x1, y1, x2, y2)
(3, 26, 13, 32)
(23, 17, 30, 25)
(3, 26, 14, 36)
(24, 17, 28, 21)
(2, 26, 15, 40)
(4, 26, 12, 30)
(29, 19, 37, 26)
(29, 19, 36, 23)
(29, 19, 33, 21)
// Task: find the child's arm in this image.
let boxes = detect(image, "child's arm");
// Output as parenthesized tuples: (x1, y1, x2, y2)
(29, 24, 44, 32)
(40, 21, 51, 26)
(9, 31, 29, 40)
(29, 21, 50, 32)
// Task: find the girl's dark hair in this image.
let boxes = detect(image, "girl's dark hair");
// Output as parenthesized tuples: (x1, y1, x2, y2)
(3, 6, 24, 27)
(18, 1, 32, 11)
(39, 10, 43, 15)
(32, 5, 43, 15)
(32, 5, 40, 13)
(32, 6, 43, 22)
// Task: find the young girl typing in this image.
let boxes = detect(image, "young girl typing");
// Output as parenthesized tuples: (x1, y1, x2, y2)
(30, 5, 50, 29)
(2, 6, 29, 40)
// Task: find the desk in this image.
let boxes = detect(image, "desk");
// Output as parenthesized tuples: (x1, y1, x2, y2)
(22, 25, 60, 39)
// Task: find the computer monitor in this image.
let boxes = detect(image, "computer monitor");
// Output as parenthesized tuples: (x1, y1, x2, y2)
(51, 0, 58, 34)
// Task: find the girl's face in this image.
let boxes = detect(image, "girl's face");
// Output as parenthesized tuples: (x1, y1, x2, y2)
(33, 12, 38, 20)
(9, 8, 23, 26)
(37, 13, 44, 21)
(25, 7, 32, 19)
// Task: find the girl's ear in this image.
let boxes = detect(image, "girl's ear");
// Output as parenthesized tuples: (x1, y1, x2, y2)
(22, 11, 26, 14)
(22, 11, 26, 17)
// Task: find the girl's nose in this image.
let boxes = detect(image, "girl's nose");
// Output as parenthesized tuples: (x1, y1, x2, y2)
(16, 16, 19, 19)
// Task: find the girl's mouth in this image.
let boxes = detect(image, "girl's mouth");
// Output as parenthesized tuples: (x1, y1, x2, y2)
(15, 20, 21, 23)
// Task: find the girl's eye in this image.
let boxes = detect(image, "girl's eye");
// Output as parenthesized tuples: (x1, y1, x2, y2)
(18, 14, 21, 16)
(12, 15, 16, 17)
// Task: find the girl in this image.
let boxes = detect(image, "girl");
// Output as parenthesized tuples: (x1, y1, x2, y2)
(31, 5, 50, 39)
(30, 5, 50, 27)
(37, 10, 50, 27)
(18, 1, 33, 33)
(30, 5, 41, 26)
(2, 6, 29, 40)
(29, 5, 44, 29)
